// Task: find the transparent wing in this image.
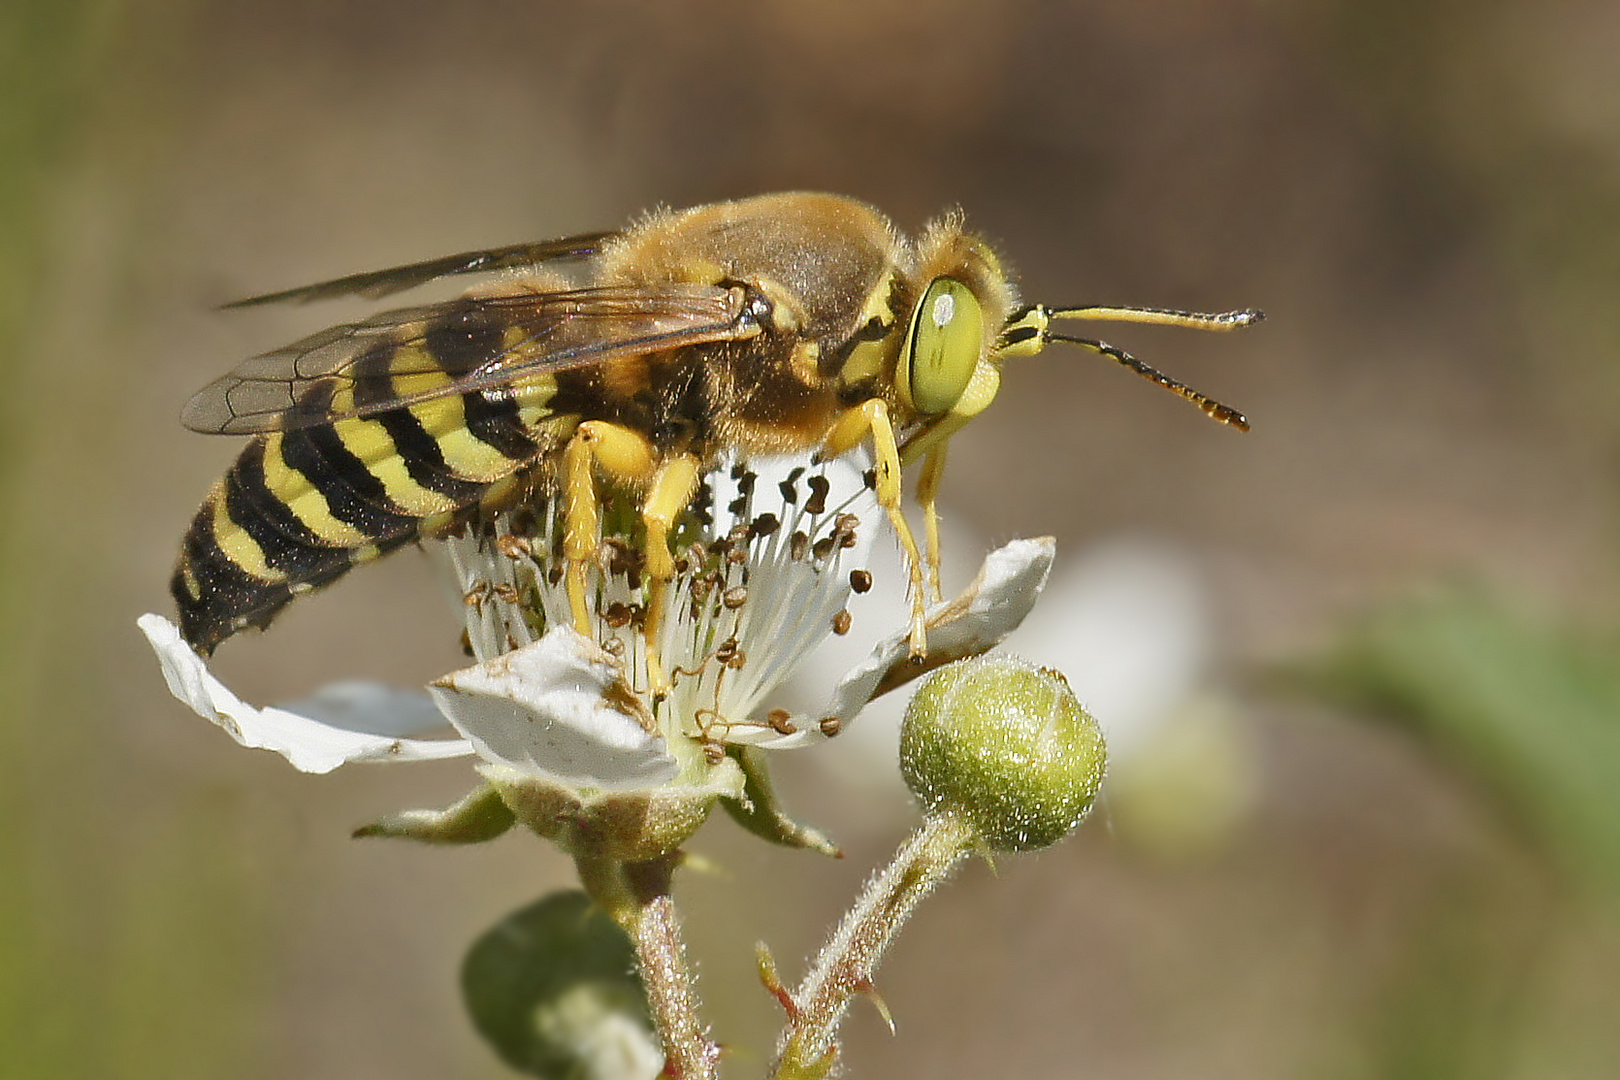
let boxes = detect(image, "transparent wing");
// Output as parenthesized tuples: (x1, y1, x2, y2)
(183, 284, 751, 435)
(221, 231, 619, 308)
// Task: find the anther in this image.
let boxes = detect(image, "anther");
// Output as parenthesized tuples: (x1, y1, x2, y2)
(496, 534, 531, 559)
(805, 475, 830, 515)
(778, 468, 803, 504)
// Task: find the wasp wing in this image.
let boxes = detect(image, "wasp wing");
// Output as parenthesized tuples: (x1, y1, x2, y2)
(221, 231, 619, 308)
(184, 284, 752, 435)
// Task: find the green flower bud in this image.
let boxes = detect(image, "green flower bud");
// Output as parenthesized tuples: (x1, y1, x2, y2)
(900, 655, 1106, 852)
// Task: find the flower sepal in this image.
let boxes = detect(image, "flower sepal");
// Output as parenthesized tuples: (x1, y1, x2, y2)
(481, 755, 745, 862)
(354, 783, 517, 844)
(720, 745, 842, 857)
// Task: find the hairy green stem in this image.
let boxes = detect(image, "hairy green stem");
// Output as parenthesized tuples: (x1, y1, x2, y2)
(576, 855, 719, 1080)
(770, 812, 978, 1080)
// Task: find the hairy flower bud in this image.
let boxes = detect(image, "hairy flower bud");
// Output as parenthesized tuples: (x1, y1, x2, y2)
(900, 655, 1105, 852)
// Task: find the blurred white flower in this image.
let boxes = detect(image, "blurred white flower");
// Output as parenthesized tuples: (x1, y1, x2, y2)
(795, 523, 1258, 851)
(1006, 535, 1209, 761)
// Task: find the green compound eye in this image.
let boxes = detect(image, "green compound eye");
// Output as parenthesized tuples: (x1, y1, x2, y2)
(902, 277, 984, 416)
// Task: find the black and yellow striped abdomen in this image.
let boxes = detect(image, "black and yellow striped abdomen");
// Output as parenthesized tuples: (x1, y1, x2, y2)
(173, 379, 565, 654)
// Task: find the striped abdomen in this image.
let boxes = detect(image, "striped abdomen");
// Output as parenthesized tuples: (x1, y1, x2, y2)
(173, 382, 563, 654)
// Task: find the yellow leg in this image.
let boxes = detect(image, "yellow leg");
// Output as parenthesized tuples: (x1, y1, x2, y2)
(639, 452, 701, 698)
(917, 445, 948, 602)
(822, 399, 929, 658)
(562, 429, 603, 637)
(561, 420, 659, 638)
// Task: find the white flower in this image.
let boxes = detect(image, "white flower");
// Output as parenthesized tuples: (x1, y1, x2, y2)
(139, 453, 1053, 823)
(444, 454, 886, 756)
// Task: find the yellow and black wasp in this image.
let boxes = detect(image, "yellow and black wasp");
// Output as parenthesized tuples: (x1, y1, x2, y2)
(174, 192, 1258, 690)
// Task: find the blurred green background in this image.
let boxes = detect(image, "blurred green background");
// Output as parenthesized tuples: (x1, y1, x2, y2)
(5, 1, 1619, 1076)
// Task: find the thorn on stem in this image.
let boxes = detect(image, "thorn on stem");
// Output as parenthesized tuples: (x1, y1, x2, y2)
(756, 942, 801, 1020)
(853, 978, 895, 1035)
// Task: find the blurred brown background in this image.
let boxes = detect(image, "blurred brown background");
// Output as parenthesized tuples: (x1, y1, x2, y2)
(6, 1, 1619, 1077)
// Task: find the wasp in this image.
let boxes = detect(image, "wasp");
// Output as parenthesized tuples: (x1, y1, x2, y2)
(173, 192, 1259, 691)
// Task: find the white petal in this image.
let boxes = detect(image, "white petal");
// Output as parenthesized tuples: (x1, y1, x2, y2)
(137, 614, 476, 774)
(430, 626, 678, 791)
(697, 452, 880, 721)
(279, 681, 450, 737)
(746, 536, 1056, 748)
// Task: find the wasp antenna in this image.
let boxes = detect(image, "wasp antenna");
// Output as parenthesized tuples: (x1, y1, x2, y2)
(1045, 305, 1264, 332)
(1047, 332, 1250, 431)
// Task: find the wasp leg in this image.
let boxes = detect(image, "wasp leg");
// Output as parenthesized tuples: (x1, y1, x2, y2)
(562, 429, 605, 637)
(639, 452, 702, 698)
(822, 399, 929, 658)
(916, 445, 948, 602)
(561, 419, 658, 637)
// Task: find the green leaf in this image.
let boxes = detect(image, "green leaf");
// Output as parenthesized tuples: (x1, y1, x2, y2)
(462, 891, 659, 1080)
(1295, 589, 1620, 902)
